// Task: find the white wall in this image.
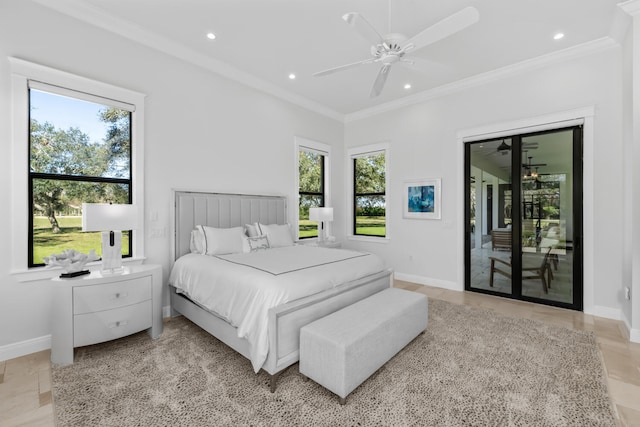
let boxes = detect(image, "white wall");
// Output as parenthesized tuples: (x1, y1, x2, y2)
(344, 46, 625, 315)
(0, 1, 343, 358)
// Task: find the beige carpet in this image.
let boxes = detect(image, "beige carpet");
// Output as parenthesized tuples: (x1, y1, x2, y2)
(52, 299, 616, 426)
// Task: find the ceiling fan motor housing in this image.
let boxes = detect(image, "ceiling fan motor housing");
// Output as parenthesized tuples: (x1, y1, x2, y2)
(372, 33, 408, 64)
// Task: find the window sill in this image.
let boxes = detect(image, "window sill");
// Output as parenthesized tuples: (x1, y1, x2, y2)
(347, 235, 390, 244)
(10, 257, 146, 283)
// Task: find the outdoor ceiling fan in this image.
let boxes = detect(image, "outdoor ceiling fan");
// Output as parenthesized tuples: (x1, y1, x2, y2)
(522, 151, 547, 179)
(495, 139, 539, 155)
(313, 6, 479, 97)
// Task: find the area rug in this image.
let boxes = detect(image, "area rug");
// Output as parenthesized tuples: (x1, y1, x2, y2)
(52, 298, 616, 426)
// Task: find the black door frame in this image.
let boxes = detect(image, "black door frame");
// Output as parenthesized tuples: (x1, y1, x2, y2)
(464, 125, 583, 311)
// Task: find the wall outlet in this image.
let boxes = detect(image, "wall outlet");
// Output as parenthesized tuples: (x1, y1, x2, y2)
(624, 286, 631, 301)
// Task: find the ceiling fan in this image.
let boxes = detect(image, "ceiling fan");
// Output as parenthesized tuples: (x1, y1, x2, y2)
(495, 139, 539, 155)
(522, 151, 547, 179)
(313, 6, 479, 97)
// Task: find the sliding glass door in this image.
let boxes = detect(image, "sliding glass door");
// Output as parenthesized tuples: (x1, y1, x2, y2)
(465, 126, 583, 310)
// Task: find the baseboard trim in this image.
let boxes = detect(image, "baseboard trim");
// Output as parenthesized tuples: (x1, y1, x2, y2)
(0, 335, 51, 362)
(630, 328, 640, 343)
(588, 305, 623, 321)
(393, 272, 460, 291)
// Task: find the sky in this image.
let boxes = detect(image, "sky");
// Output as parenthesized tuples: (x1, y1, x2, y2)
(30, 89, 110, 143)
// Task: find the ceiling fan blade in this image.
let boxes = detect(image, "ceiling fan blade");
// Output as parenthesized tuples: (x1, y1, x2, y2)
(403, 6, 479, 52)
(342, 12, 386, 47)
(370, 64, 391, 98)
(313, 58, 375, 77)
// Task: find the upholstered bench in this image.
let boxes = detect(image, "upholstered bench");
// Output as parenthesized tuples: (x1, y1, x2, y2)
(299, 287, 428, 404)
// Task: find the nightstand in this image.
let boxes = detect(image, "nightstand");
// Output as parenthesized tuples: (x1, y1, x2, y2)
(305, 240, 342, 249)
(50, 264, 163, 365)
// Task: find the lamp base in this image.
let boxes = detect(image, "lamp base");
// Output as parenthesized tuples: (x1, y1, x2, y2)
(317, 222, 326, 242)
(101, 230, 123, 272)
(100, 267, 126, 276)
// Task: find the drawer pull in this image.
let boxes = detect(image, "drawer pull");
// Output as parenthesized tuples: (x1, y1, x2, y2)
(111, 292, 129, 300)
(110, 320, 128, 328)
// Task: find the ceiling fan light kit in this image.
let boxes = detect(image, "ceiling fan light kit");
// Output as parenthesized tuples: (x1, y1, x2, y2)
(314, 6, 479, 97)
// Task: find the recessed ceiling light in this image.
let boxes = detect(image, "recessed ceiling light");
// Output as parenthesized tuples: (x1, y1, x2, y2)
(206, 32, 216, 40)
(553, 33, 564, 40)
(404, 83, 412, 90)
(288, 73, 296, 80)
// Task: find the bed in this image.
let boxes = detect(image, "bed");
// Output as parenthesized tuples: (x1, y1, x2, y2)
(168, 191, 392, 391)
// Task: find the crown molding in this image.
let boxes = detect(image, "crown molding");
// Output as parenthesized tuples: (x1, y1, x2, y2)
(344, 37, 618, 123)
(31, 0, 345, 122)
(619, 0, 640, 16)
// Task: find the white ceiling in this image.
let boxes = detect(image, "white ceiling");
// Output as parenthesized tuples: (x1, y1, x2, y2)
(39, 0, 626, 119)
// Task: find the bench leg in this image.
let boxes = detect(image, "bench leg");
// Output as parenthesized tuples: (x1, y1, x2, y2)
(339, 396, 347, 405)
(269, 371, 282, 393)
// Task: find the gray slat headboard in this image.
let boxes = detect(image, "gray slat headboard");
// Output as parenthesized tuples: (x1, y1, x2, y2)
(173, 191, 287, 260)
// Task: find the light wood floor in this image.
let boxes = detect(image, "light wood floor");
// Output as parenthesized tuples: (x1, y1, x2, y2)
(1, 282, 639, 426)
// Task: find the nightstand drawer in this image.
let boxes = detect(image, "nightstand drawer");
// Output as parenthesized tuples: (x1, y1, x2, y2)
(73, 300, 152, 347)
(73, 276, 152, 315)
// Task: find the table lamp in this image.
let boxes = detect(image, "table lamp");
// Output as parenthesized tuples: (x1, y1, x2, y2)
(82, 203, 138, 273)
(309, 207, 333, 242)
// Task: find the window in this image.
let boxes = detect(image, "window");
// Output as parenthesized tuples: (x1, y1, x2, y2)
(29, 85, 133, 267)
(295, 137, 330, 240)
(10, 58, 145, 277)
(349, 144, 388, 239)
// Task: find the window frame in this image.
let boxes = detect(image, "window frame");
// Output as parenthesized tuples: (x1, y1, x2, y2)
(10, 58, 146, 280)
(347, 143, 390, 242)
(294, 137, 331, 241)
(28, 84, 134, 267)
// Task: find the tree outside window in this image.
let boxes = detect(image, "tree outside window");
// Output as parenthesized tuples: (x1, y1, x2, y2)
(353, 152, 386, 237)
(298, 150, 325, 238)
(29, 88, 133, 266)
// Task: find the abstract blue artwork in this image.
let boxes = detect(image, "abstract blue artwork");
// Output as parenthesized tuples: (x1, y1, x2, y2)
(403, 179, 441, 219)
(407, 185, 435, 213)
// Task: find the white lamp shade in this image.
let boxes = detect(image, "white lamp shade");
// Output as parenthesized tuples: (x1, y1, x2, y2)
(309, 207, 334, 222)
(82, 203, 139, 232)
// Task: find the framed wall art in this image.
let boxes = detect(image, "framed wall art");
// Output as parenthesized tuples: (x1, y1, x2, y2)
(403, 178, 441, 219)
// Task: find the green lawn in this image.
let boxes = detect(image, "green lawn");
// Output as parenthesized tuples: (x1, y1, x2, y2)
(356, 216, 386, 237)
(298, 220, 318, 239)
(299, 217, 386, 238)
(33, 216, 129, 265)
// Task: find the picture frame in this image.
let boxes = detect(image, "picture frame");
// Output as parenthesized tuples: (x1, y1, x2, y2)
(403, 178, 441, 219)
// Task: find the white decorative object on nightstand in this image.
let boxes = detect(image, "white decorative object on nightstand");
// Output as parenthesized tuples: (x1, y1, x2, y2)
(51, 264, 163, 365)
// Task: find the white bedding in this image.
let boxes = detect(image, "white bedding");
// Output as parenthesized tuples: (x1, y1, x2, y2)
(168, 245, 385, 373)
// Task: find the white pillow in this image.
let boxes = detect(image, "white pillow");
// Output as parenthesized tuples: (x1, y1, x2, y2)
(198, 225, 245, 255)
(259, 223, 294, 248)
(247, 235, 270, 252)
(189, 229, 206, 254)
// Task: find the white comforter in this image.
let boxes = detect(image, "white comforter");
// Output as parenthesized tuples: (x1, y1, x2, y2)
(168, 245, 385, 372)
